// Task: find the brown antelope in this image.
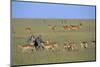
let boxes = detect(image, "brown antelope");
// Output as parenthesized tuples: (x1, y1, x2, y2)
(48, 25, 56, 32)
(63, 23, 82, 31)
(80, 41, 88, 48)
(43, 41, 58, 51)
(64, 40, 76, 51)
(18, 44, 35, 53)
(25, 27, 32, 33)
(91, 40, 96, 47)
(63, 25, 71, 30)
(51, 26, 56, 32)
(91, 40, 96, 45)
(70, 23, 82, 30)
(48, 24, 52, 27)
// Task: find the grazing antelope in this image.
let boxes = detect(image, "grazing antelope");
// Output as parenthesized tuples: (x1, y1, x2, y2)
(25, 27, 32, 33)
(18, 44, 35, 53)
(64, 40, 76, 51)
(48, 24, 51, 30)
(70, 23, 82, 30)
(48, 24, 56, 32)
(43, 41, 58, 51)
(63, 25, 71, 30)
(48, 24, 52, 28)
(80, 41, 88, 48)
(63, 23, 82, 31)
(64, 41, 69, 50)
(51, 26, 56, 32)
(91, 40, 96, 47)
(91, 40, 96, 45)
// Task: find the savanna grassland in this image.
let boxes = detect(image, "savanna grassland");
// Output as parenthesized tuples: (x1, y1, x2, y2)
(11, 19, 96, 66)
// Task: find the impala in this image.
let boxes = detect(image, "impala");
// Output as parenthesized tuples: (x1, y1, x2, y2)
(18, 44, 34, 53)
(80, 41, 88, 48)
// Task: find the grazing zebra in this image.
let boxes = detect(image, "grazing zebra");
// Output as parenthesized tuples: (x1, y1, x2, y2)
(33, 35, 45, 50)
(27, 35, 35, 45)
(27, 35, 45, 50)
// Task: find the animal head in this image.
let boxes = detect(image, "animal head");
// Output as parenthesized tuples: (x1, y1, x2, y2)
(80, 23, 82, 26)
(45, 41, 50, 44)
(52, 43, 58, 48)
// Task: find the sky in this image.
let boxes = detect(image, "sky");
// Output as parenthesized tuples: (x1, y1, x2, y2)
(12, 1, 96, 19)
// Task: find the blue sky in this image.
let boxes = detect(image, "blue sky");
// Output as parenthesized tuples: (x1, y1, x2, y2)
(12, 1, 96, 19)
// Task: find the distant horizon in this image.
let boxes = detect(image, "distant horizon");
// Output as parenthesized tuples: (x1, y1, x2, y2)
(12, 18, 95, 20)
(12, 1, 96, 19)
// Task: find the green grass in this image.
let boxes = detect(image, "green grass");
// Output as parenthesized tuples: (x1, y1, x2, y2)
(11, 19, 96, 66)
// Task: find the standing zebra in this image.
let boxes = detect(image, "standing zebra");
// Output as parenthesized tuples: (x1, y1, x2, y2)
(35, 35, 45, 50)
(27, 35, 36, 46)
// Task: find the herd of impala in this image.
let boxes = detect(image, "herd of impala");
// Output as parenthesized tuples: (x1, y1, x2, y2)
(63, 23, 82, 31)
(18, 40, 95, 53)
(24, 23, 83, 33)
(16, 22, 95, 53)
